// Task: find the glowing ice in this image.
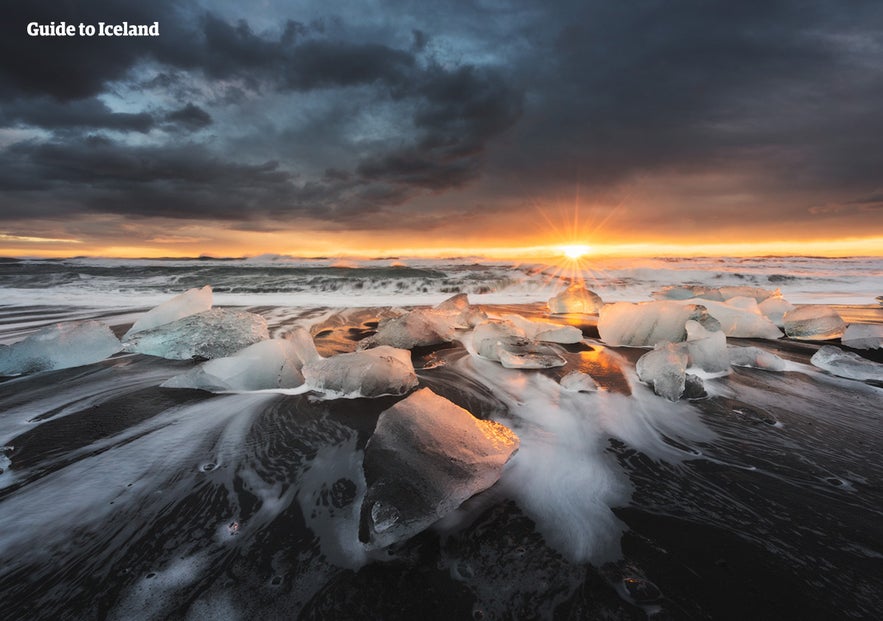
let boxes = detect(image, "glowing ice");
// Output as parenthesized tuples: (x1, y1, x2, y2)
(698, 298, 783, 339)
(434, 292, 487, 328)
(841, 324, 883, 350)
(302, 341, 418, 398)
(360, 388, 519, 549)
(783, 306, 845, 340)
(810, 345, 883, 381)
(728, 346, 787, 371)
(636, 342, 688, 401)
(162, 339, 305, 391)
(472, 320, 566, 368)
(503, 314, 583, 344)
(0, 320, 121, 375)
(125, 285, 212, 336)
(684, 320, 730, 374)
(123, 309, 269, 360)
(547, 285, 603, 314)
(758, 296, 795, 327)
(560, 371, 599, 392)
(599, 301, 718, 347)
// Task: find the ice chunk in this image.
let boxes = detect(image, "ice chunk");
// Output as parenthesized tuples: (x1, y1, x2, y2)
(599, 301, 719, 347)
(360, 388, 519, 549)
(841, 324, 883, 350)
(125, 285, 212, 336)
(783, 306, 845, 340)
(123, 309, 269, 360)
(560, 371, 599, 392)
(758, 296, 795, 327)
(360, 308, 457, 350)
(728, 346, 787, 371)
(0, 320, 121, 375)
(162, 339, 305, 391)
(472, 320, 566, 368)
(684, 320, 730, 373)
(434, 293, 487, 328)
(503, 314, 583, 344)
(303, 345, 418, 398)
(697, 299, 783, 339)
(547, 285, 603, 314)
(497, 342, 567, 369)
(636, 342, 688, 401)
(810, 345, 883, 381)
(652, 285, 779, 303)
(472, 320, 528, 361)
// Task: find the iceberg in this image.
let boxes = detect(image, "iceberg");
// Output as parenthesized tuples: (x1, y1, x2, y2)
(360, 388, 519, 549)
(841, 324, 883, 350)
(302, 340, 418, 398)
(728, 346, 787, 372)
(0, 320, 121, 376)
(783, 306, 845, 340)
(810, 345, 883, 381)
(125, 285, 212, 336)
(162, 339, 305, 391)
(697, 298, 783, 339)
(636, 342, 689, 401)
(123, 309, 269, 360)
(547, 285, 603, 314)
(598, 301, 719, 347)
(684, 320, 730, 374)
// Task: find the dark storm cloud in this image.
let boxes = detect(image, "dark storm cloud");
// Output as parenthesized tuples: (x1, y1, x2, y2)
(164, 103, 212, 130)
(1, 0, 882, 238)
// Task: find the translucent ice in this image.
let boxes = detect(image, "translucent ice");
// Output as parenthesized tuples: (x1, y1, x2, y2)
(728, 346, 787, 372)
(684, 320, 730, 374)
(361, 308, 456, 349)
(547, 285, 603, 314)
(472, 320, 529, 361)
(652, 285, 779, 303)
(810, 345, 883, 381)
(598, 301, 718, 347)
(841, 324, 883, 350)
(360, 388, 519, 549)
(125, 285, 212, 336)
(503, 314, 583, 344)
(162, 339, 305, 391)
(0, 320, 121, 375)
(123, 309, 269, 360)
(472, 320, 566, 368)
(758, 296, 795, 327)
(783, 306, 845, 340)
(303, 344, 418, 398)
(636, 342, 688, 401)
(434, 292, 487, 328)
(559, 371, 599, 392)
(696, 299, 783, 339)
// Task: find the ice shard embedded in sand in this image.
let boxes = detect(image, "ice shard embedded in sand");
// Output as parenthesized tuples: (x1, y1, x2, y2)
(123, 308, 269, 360)
(696, 298, 783, 339)
(810, 345, 883, 381)
(636, 342, 689, 401)
(125, 285, 212, 336)
(161, 338, 305, 391)
(359, 388, 519, 549)
(303, 344, 418, 398)
(503, 314, 583, 344)
(841, 324, 883, 350)
(0, 320, 121, 375)
(684, 319, 730, 374)
(728, 346, 787, 371)
(472, 320, 566, 368)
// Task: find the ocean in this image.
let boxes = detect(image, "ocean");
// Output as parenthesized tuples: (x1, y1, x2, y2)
(0, 255, 880, 619)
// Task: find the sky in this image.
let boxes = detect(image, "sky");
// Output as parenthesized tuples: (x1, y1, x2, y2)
(1, 0, 882, 258)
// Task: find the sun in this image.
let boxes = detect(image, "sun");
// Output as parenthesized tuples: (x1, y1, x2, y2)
(559, 244, 593, 260)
